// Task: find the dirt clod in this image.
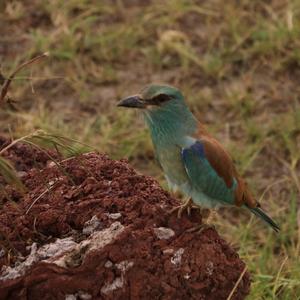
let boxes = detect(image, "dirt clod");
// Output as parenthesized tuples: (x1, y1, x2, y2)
(0, 142, 250, 300)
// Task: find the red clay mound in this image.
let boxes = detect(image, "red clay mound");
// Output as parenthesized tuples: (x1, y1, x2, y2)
(0, 142, 250, 300)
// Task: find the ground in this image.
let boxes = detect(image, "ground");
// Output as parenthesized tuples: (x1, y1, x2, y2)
(0, 0, 300, 299)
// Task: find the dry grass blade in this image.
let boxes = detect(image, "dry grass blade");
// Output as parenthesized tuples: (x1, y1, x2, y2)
(269, 148, 300, 195)
(25, 181, 58, 214)
(0, 130, 43, 155)
(0, 156, 24, 191)
(0, 129, 91, 190)
(226, 266, 248, 300)
(0, 52, 49, 106)
(272, 256, 288, 297)
(28, 132, 93, 156)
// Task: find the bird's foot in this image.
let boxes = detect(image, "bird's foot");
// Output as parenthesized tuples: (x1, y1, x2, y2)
(186, 208, 217, 234)
(186, 223, 216, 234)
(169, 198, 194, 218)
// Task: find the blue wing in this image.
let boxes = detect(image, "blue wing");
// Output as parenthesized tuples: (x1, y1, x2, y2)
(181, 141, 236, 204)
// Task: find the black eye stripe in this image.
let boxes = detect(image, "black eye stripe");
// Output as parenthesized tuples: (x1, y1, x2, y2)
(147, 94, 173, 105)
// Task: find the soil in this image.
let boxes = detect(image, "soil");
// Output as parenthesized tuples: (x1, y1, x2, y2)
(0, 139, 250, 300)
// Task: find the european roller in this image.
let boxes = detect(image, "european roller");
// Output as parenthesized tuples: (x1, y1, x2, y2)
(117, 84, 280, 232)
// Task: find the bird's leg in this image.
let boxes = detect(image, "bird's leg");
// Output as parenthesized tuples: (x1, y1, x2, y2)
(187, 209, 217, 233)
(169, 197, 193, 218)
(199, 209, 217, 232)
(202, 208, 215, 223)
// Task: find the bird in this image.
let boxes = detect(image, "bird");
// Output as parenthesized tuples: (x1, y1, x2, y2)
(117, 84, 280, 232)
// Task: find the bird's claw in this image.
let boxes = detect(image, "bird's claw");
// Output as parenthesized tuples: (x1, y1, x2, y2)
(169, 198, 193, 218)
(169, 204, 189, 218)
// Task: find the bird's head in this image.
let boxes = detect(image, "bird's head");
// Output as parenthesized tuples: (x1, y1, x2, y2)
(117, 84, 197, 140)
(117, 84, 184, 112)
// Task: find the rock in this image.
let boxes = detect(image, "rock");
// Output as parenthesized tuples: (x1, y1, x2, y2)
(153, 227, 175, 240)
(0, 150, 251, 300)
(170, 248, 185, 268)
(82, 215, 102, 234)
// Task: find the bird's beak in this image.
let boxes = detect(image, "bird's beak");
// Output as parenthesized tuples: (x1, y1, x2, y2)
(117, 95, 146, 109)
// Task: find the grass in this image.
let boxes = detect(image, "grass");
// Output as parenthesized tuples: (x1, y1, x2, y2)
(1, 0, 300, 298)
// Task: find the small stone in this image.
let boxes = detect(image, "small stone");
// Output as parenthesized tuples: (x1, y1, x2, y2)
(171, 248, 184, 267)
(101, 277, 124, 295)
(206, 261, 214, 276)
(48, 180, 55, 186)
(82, 215, 102, 235)
(17, 171, 27, 178)
(116, 260, 134, 272)
(153, 227, 175, 240)
(106, 213, 122, 220)
(163, 248, 174, 255)
(65, 295, 77, 300)
(0, 248, 5, 258)
(78, 291, 92, 300)
(104, 260, 113, 268)
(48, 161, 56, 167)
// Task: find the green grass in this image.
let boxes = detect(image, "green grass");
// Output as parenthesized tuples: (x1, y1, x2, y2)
(1, 0, 300, 298)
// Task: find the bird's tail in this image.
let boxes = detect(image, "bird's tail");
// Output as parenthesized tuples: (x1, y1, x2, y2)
(248, 207, 280, 233)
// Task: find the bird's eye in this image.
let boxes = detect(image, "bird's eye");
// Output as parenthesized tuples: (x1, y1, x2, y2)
(148, 94, 173, 105)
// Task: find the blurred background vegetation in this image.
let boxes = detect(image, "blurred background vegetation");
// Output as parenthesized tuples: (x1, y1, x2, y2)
(0, 0, 300, 299)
